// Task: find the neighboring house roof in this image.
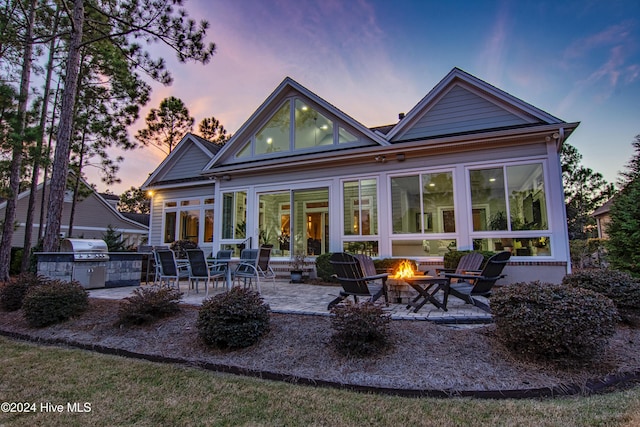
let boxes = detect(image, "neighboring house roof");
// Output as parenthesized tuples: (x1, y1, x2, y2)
(0, 172, 148, 233)
(141, 133, 222, 189)
(120, 212, 150, 227)
(592, 198, 614, 218)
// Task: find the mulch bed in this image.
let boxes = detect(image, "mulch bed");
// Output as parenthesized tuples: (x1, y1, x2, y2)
(1, 298, 640, 398)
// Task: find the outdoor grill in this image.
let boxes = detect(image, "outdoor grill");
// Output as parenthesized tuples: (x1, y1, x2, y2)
(60, 239, 109, 288)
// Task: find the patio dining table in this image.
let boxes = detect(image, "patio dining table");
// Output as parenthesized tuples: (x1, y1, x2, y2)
(207, 258, 234, 289)
(404, 276, 449, 312)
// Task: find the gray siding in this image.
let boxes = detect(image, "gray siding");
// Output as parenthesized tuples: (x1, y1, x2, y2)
(161, 144, 212, 181)
(398, 85, 532, 141)
(1, 182, 147, 247)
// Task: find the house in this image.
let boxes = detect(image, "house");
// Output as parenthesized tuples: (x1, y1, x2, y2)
(592, 198, 614, 239)
(142, 68, 578, 284)
(0, 173, 149, 249)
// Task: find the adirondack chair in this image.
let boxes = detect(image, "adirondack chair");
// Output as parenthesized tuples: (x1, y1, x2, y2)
(406, 251, 484, 313)
(327, 252, 389, 310)
(442, 251, 512, 312)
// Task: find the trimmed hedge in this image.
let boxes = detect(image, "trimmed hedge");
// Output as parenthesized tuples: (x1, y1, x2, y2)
(443, 250, 495, 270)
(491, 282, 618, 362)
(22, 280, 89, 328)
(197, 287, 270, 349)
(330, 301, 392, 357)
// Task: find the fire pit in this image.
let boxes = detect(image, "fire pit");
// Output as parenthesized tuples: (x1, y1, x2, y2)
(387, 259, 448, 311)
(387, 260, 422, 304)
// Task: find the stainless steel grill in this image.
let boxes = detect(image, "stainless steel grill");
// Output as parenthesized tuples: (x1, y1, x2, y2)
(60, 239, 109, 289)
(60, 238, 110, 261)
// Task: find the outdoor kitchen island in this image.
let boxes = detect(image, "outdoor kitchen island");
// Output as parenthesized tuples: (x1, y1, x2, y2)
(36, 239, 143, 289)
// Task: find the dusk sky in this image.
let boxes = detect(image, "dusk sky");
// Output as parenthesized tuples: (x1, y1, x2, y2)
(91, 0, 640, 195)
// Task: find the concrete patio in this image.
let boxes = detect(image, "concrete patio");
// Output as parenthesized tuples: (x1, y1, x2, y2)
(89, 279, 493, 324)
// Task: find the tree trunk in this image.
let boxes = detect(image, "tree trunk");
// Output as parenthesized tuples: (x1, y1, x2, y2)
(38, 80, 61, 242)
(0, 0, 36, 281)
(43, 0, 84, 252)
(21, 7, 60, 272)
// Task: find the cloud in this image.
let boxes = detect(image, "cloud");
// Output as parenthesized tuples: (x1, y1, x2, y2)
(477, 1, 511, 86)
(561, 21, 639, 102)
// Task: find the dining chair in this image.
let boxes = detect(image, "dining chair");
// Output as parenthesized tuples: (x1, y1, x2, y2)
(186, 249, 226, 296)
(156, 249, 189, 290)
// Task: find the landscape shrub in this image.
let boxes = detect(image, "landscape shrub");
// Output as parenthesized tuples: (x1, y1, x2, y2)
(491, 281, 618, 363)
(315, 252, 336, 282)
(9, 247, 23, 275)
(22, 280, 89, 328)
(169, 239, 198, 259)
(443, 250, 494, 270)
(0, 273, 44, 311)
(115, 285, 183, 326)
(330, 301, 392, 357)
(197, 287, 270, 349)
(562, 269, 640, 325)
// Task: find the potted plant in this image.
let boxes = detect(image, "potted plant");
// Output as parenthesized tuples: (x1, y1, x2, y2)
(290, 253, 305, 283)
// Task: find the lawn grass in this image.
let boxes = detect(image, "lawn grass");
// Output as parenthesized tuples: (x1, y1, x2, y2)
(1, 336, 639, 426)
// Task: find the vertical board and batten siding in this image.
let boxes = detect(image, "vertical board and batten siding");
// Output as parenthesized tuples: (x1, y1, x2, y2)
(398, 85, 534, 141)
(159, 144, 214, 182)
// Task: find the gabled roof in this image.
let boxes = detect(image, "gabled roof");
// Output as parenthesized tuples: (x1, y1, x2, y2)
(204, 77, 389, 170)
(141, 133, 222, 189)
(385, 67, 565, 142)
(0, 172, 148, 231)
(592, 197, 614, 217)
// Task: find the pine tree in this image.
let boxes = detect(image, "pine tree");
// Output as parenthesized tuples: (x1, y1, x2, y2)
(607, 135, 640, 276)
(136, 97, 194, 154)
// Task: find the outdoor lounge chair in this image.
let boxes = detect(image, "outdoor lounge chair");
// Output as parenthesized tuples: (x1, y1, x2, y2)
(405, 251, 485, 313)
(327, 252, 389, 310)
(156, 249, 189, 290)
(186, 249, 225, 296)
(435, 251, 484, 277)
(442, 251, 511, 312)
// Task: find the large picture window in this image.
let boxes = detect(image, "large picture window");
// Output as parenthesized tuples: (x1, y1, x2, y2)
(163, 197, 215, 245)
(470, 163, 548, 232)
(469, 162, 550, 257)
(343, 179, 377, 236)
(391, 171, 455, 234)
(236, 97, 361, 160)
(343, 178, 378, 256)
